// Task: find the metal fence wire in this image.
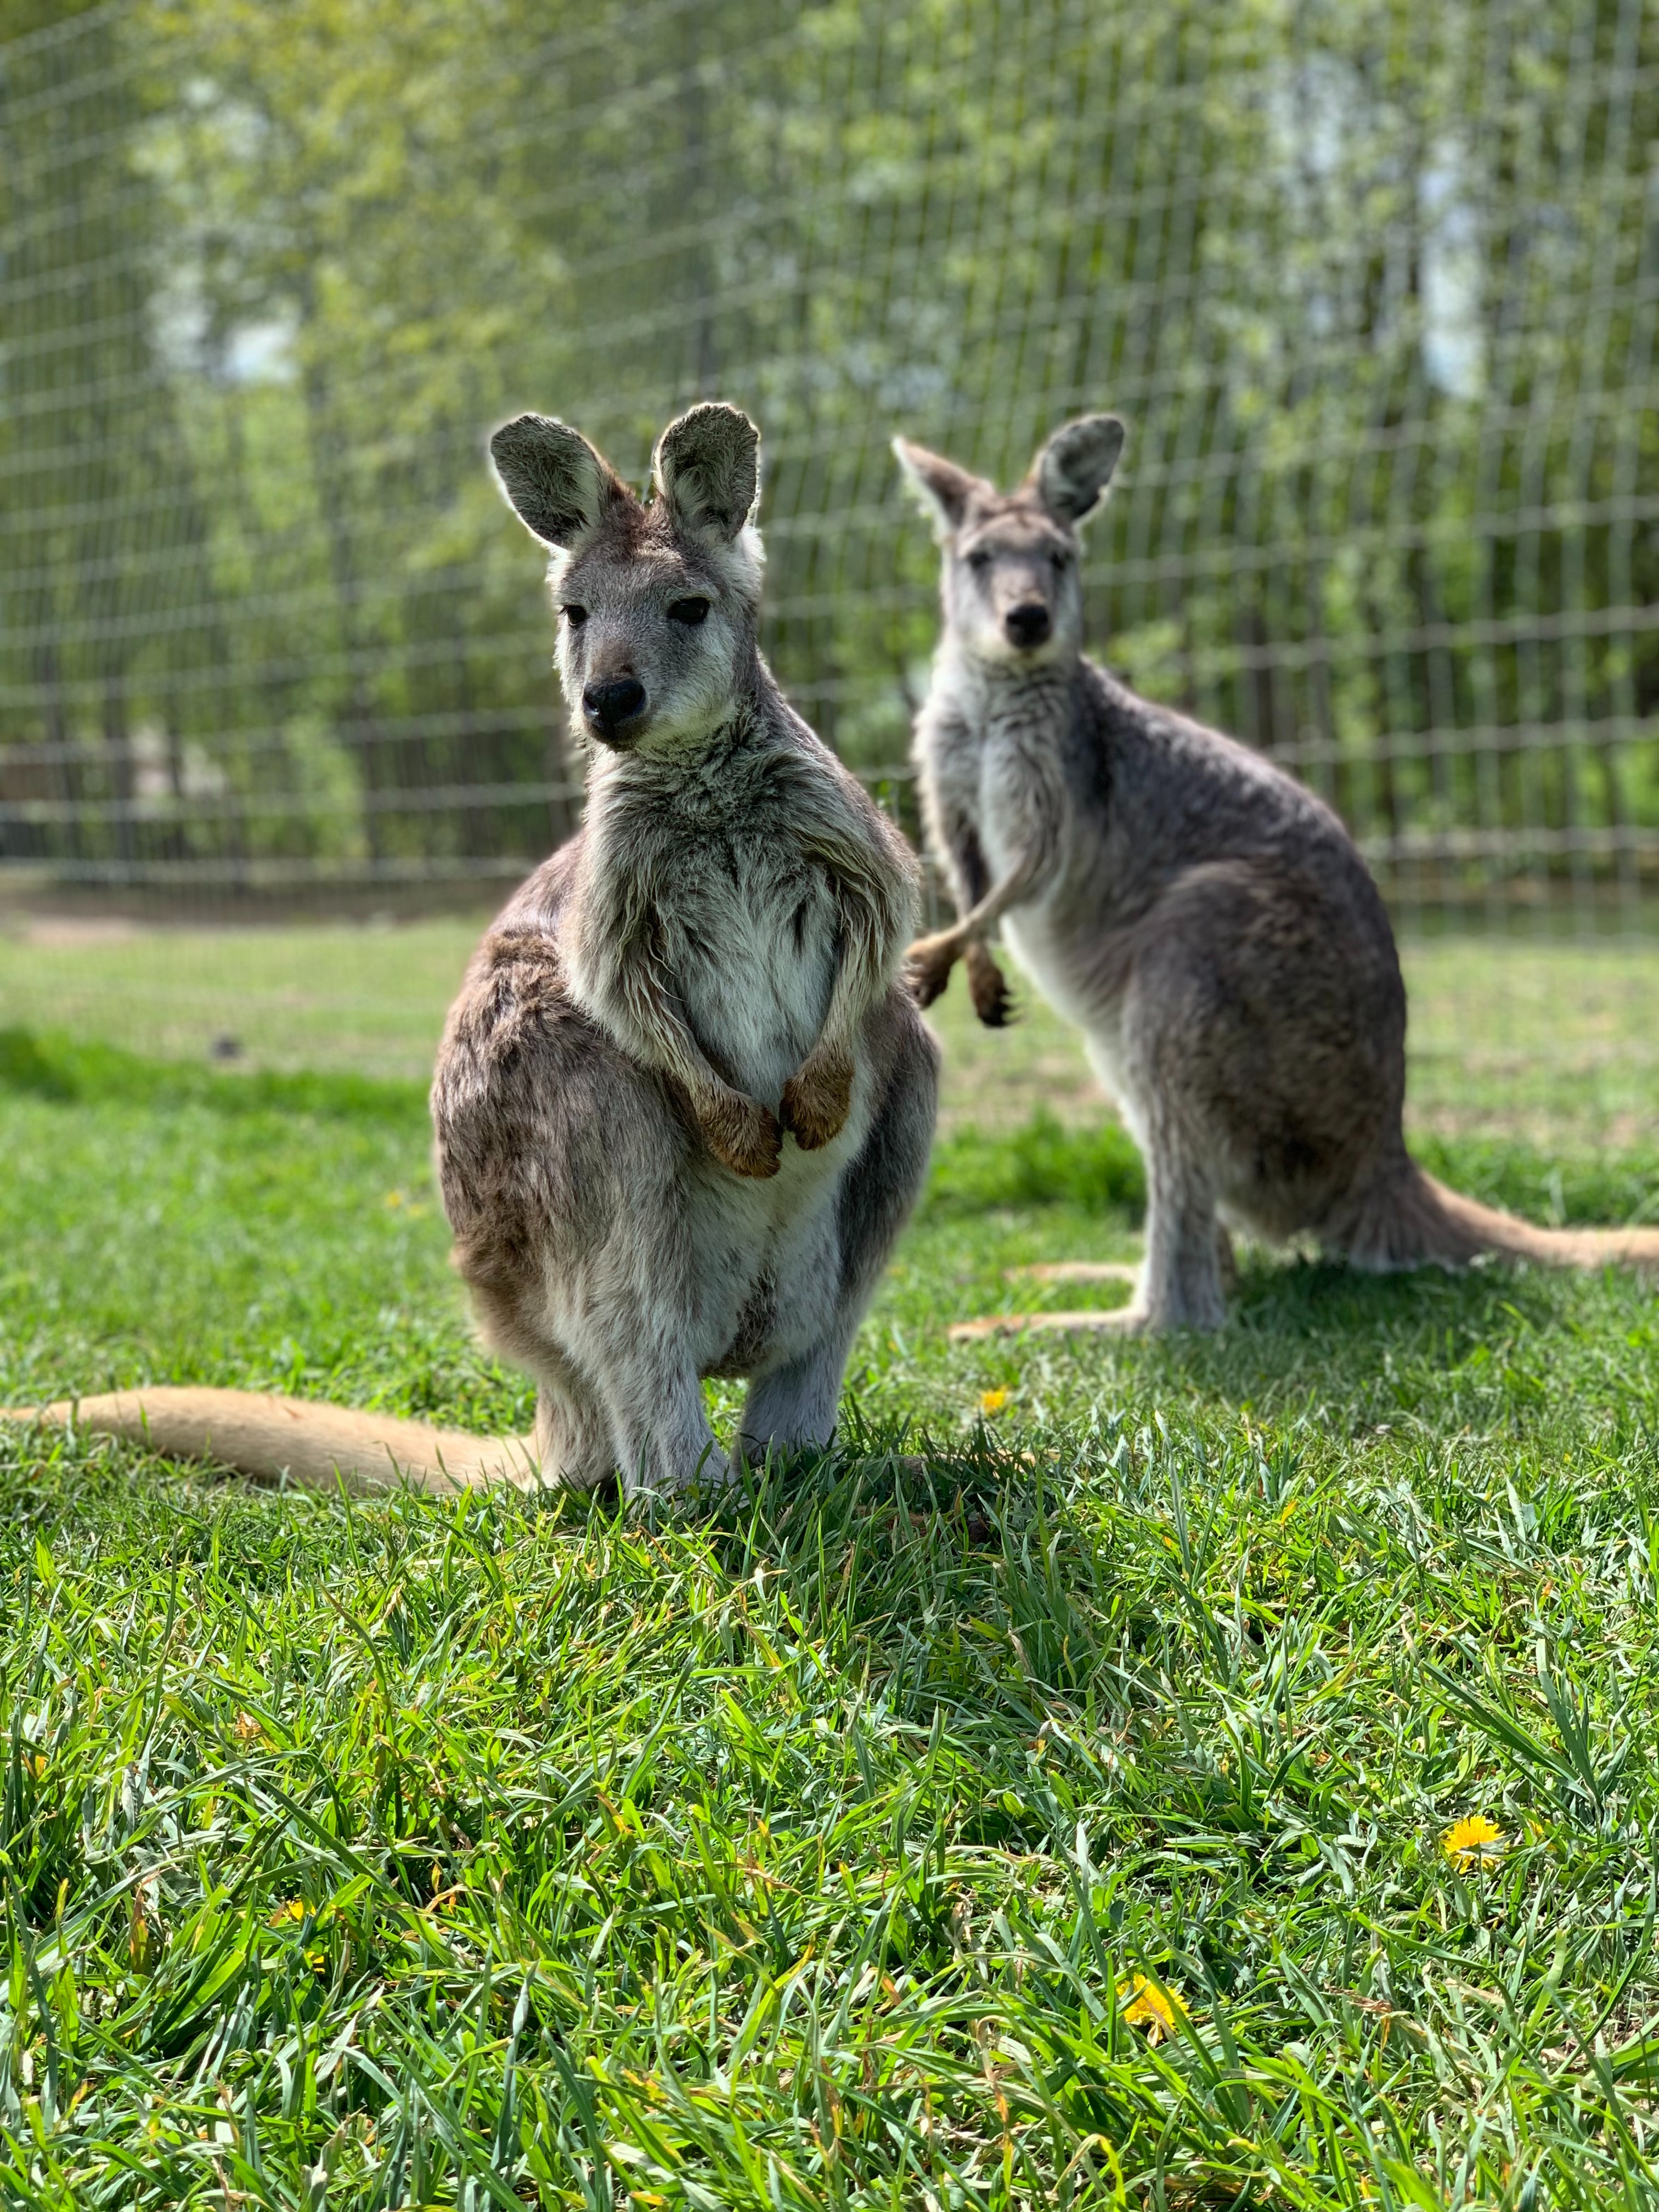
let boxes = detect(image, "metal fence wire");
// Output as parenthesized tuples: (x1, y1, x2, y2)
(2, 0, 1657, 932)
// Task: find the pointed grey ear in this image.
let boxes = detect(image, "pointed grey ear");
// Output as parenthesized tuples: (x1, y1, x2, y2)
(1032, 414, 1125, 524)
(892, 437, 981, 538)
(489, 414, 629, 548)
(652, 403, 760, 542)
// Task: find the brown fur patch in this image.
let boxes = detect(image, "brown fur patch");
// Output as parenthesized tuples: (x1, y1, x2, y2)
(904, 931, 958, 1008)
(965, 940, 1012, 1026)
(780, 1047, 853, 1150)
(696, 1087, 783, 1178)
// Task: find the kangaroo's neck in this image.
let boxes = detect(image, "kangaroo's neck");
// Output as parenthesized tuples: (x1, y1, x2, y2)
(583, 665, 777, 818)
(936, 633, 1084, 729)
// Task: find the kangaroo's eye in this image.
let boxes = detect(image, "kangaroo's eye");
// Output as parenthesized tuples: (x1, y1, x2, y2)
(967, 548, 992, 571)
(562, 604, 588, 628)
(1050, 548, 1073, 571)
(667, 596, 710, 626)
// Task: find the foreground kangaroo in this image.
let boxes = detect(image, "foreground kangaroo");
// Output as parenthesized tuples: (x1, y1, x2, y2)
(434, 402, 934, 1491)
(898, 414, 1659, 1334)
(5, 404, 934, 1496)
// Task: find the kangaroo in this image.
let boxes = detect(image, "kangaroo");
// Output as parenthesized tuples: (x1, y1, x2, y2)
(896, 414, 1659, 1336)
(4, 404, 935, 1498)
(431, 400, 936, 1492)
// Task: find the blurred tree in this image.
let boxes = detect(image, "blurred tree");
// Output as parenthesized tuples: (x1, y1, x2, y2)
(2, 0, 1653, 905)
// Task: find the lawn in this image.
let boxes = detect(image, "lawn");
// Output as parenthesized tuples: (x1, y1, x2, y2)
(4, 964, 1659, 2205)
(5, 912, 1659, 1143)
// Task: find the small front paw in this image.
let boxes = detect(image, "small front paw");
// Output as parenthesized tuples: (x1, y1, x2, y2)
(905, 932, 958, 1008)
(965, 941, 1014, 1028)
(701, 1092, 783, 1178)
(781, 1050, 853, 1151)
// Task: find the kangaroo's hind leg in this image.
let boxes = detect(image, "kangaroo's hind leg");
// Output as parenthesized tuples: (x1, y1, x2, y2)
(1128, 1132, 1227, 1331)
(531, 1349, 616, 1491)
(955, 1142, 1224, 1340)
(602, 1357, 726, 1497)
(738, 1340, 849, 1470)
(739, 990, 938, 1469)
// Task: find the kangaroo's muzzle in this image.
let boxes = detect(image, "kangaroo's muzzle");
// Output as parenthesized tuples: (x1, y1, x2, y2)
(583, 676, 648, 743)
(1004, 602, 1052, 648)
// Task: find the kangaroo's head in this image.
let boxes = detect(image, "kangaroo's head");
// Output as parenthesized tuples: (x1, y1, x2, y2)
(893, 415, 1124, 670)
(490, 402, 763, 757)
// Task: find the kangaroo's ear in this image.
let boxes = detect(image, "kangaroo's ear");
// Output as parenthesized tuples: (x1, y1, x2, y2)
(1030, 414, 1125, 526)
(489, 414, 630, 548)
(652, 403, 760, 542)
(892, 437, 981, 538)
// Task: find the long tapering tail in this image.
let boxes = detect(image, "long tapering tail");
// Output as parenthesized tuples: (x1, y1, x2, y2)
(1, 1389, 541, 1494)
(1343, 1161, 1659, 1274)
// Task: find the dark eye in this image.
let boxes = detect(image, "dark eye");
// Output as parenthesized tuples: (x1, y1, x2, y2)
(667, 596, 710, 626)
(1049, 548, 1073, 571)
(967, 548, 992, 571)
(562, 604, 588, 628)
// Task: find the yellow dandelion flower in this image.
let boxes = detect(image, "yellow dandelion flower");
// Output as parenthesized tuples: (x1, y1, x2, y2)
(268, 1898, 308, 1927)
(1118, 1974, 1188, 2044)
(1441, 1813, 1506, 1865)
(979, 1388, 1010, 1417)
(384, 1189, 404, 1209)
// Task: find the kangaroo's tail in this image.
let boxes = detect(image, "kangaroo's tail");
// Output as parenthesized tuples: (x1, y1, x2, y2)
(1340, 1159, 1659, 1275)
(1, 1388, 540, 1494)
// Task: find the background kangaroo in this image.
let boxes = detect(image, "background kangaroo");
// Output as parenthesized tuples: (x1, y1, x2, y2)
(5, 405, 935, 1494)
(898, 415, 1659, 1335)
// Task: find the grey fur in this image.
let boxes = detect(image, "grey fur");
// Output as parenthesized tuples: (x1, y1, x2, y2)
(1034, 414, 1125, 523)
(898, 415, 1659, 1333)
(433, 403, 936, 1492)
(489, 414, 629, 550)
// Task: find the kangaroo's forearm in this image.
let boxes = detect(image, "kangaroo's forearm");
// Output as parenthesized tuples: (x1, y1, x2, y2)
(573, 893, 732, 1105)
(904, 842, 1048, 1008)
(936, 844, 1048, 946)
(608, 953, 729, 1103)
(940, 812, 992, 918)
(779, 860, 901, 1152)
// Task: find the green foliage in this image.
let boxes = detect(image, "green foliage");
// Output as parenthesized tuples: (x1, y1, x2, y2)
(927, 1105, 1148, 1218)
(0, 1025, 425, 1121)
(1412, 1130, 1659, 1235)
(7, 1070, 1659, 2200)
(0, 1026, 75, 1101)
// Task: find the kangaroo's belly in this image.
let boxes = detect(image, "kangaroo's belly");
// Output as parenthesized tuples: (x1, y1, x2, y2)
(681, 1077, 872, 1374)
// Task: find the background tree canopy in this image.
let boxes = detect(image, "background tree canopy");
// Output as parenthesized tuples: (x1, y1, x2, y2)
(1, 0, 1655, 917)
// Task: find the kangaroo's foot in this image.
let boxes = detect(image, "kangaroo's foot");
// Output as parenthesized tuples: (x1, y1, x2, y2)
(736, 1338, 849, 1472)
(949, 1305, 1151, 1342)
(1003, 1260, 1141, 1285)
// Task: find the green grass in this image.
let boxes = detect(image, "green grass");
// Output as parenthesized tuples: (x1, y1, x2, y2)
(6, 1031, 1659, 2205)
(5, 915, 1658, 1142)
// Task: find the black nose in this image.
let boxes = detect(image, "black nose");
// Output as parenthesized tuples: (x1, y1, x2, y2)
(583, 677, 647, 738)
(1005, 602, 1051, 647)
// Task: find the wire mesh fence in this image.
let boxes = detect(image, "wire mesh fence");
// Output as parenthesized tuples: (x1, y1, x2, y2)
(2, 0, 1657, 1126)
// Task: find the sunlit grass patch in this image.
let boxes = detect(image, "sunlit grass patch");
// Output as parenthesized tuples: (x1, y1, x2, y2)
(4, 1046, 1659, 2204)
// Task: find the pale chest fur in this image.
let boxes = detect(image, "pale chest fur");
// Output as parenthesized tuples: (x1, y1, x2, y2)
(937, 684, 1093, 1012)
(669, 843, 838, 1107)
(924, 666, 1142, 1119)
(580, 774, 840, 1110)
